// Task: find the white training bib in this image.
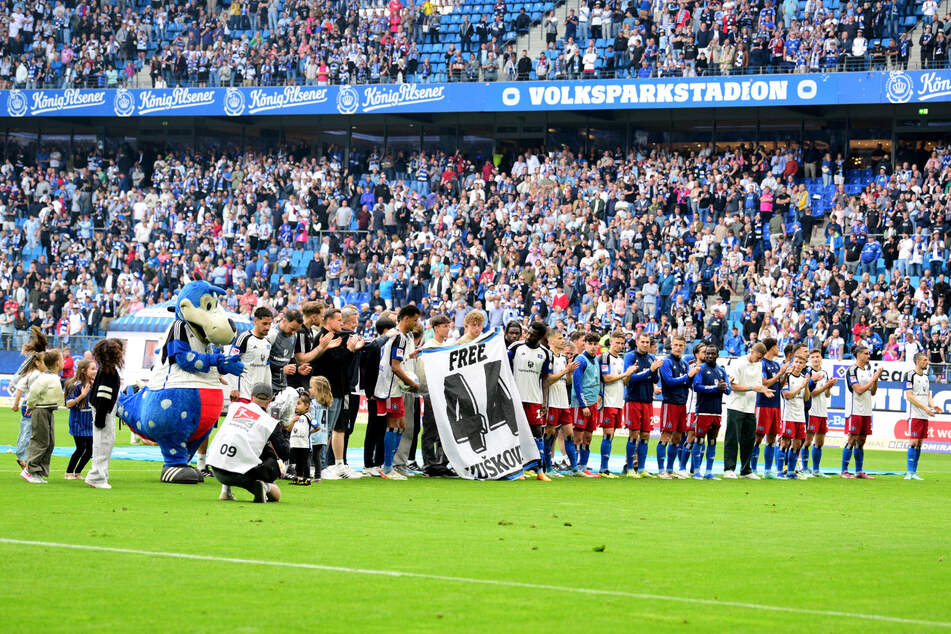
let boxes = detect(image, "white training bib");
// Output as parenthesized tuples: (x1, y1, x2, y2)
(208, 401, 279, 474)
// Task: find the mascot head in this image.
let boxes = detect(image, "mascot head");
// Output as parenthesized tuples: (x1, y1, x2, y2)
(171, 280, 237, 346)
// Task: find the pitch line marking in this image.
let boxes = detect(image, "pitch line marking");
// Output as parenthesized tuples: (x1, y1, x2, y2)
(1, 537, 948, 628)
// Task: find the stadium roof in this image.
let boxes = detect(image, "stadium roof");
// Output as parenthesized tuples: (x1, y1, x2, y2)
(106, 301, 252, 335)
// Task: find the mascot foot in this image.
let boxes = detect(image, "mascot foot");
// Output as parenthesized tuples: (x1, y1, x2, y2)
(160, 465, 204, 484)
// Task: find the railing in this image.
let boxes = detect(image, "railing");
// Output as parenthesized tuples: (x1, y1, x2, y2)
(10, 55, 936, 91)
(0, 333, 101, 356)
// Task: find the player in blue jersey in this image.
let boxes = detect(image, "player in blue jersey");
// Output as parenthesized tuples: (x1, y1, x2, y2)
(679, 342, 704, 475)
(657, 335, 701, 479)
(752, 337, 790, 479)
(623, 333, 663, 477)
(571, 332, 604, 477)
(690, 343, 731, 480)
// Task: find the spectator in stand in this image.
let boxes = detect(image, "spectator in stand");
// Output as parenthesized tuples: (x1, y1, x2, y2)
(0, 136, 949, 379)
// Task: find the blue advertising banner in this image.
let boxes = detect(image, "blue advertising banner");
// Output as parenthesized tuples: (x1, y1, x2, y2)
(0, 70, 949, 118)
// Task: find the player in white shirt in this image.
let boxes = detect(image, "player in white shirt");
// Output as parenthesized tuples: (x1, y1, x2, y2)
(209, 382, 288, 503)
(842, 344, 883, 479)
(544, 330, 580, 475)
(373, 305, 422, 480)
(229, 306, 273, 402)
(508, 322, 553, 481)
(804, 348, 838, 477)
(779, 352, 811, 480)
(598, 331, 634, 478)
(903, 352, 944, 480)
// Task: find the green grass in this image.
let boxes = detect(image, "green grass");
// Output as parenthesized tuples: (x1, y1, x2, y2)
(2, 410, 951, 632)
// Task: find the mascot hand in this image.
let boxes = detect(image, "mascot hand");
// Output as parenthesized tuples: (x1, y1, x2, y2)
(169, 341, 223, 373)
(216, 353, 245, 376)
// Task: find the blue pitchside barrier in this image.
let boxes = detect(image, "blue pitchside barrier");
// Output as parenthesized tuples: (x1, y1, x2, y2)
(1, 70, 950, 118)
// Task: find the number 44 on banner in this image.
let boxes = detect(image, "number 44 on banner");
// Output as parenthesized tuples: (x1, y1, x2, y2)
(420, 330, 540, 479)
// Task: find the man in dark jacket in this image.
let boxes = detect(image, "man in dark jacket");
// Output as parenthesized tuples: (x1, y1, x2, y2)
(516, 49, 533, 79)
(311, 307, 365, 479)
(515, 8, 531, 34)
(339, 306, 366, 466)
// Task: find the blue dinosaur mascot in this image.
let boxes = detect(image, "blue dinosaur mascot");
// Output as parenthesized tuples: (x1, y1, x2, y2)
(118, 281, 244, 484)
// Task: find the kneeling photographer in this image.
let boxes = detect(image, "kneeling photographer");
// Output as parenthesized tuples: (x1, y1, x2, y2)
(209, 383, 290, 503)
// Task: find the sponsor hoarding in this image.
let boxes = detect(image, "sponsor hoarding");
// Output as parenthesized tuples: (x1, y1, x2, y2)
(3, 71, 951, 118)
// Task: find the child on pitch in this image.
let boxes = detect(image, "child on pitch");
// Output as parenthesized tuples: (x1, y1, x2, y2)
(288, 391, 315, 485)
(85, 339, 124, 490)
(10, 326, 48, 469)
(308, 376, 333, 481)
(270, 385, 307, 477)
(64, 359, 97, 480)
(20, 349, 65, 484)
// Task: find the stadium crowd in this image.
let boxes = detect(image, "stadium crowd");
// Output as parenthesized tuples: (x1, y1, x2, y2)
(0, 137, 949, 380)
(0, 0, 942, 89)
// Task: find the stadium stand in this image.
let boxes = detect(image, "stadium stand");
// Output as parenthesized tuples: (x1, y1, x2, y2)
(0, 137, 948, 379)
(0, 0, 946, 88)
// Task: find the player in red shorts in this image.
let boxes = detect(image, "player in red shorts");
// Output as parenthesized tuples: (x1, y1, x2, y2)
(623, 333, 663, 477)
(752, 338, 790, 478)
(842, 345, 882, 479)
(509, 322, 554, 481)
(598, 331, 634, 478)
(656, 335, 700, 479)
(903, 352, 943, 480)
(689, 343, 731, 480)
(678, 342, 706, 475)
(779, 352, 811, 479)
(544, 330, 580, 475)
(372, 305, 421, 480)
(804, 348, 837, 477)
(571, 333, 604, 477)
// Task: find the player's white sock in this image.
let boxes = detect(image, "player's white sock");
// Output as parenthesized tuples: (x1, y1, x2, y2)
(197, 453, 206, 470)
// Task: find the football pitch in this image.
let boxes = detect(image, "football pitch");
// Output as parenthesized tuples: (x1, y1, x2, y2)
(2, 410, 950, 632)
